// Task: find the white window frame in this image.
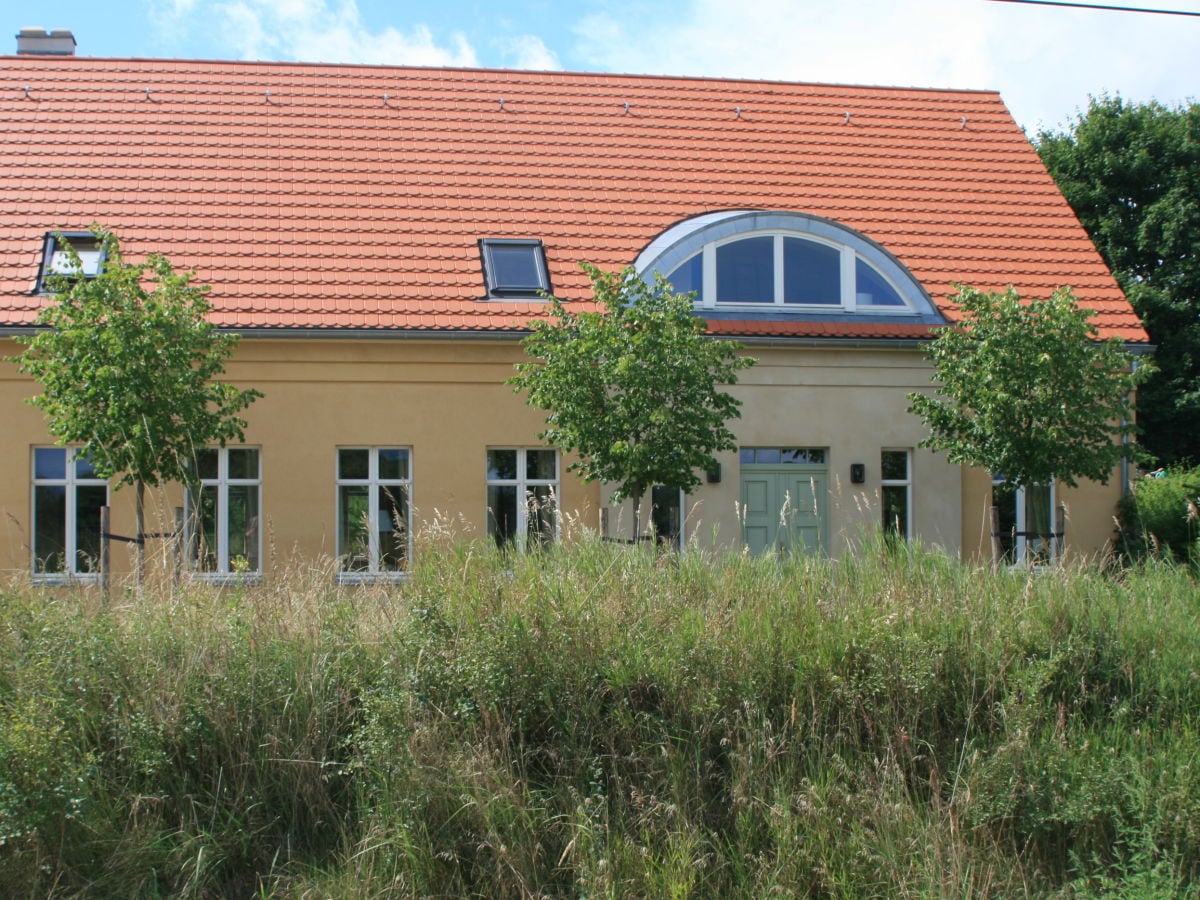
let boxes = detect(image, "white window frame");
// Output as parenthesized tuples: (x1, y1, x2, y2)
(185, 447, 262, 582)
(880, 448, 913, 539)
(336, 447, 412, 582)
(37, 231, 105, 293)
(30, 446, 108, 582)
(486, 448, 559, 549)
(680, 231, 911, 314)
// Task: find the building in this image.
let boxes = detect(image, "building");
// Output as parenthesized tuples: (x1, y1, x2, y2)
(0, 31, 1148, 583)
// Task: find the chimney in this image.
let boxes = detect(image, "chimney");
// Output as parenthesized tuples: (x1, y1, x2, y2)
(16, 28, 76, 56)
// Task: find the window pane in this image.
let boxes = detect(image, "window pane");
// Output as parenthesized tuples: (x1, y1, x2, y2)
(882, 484, 908, 537)
(378, 485, 408, 571)
(489, 244, 545, 291)
(994, 482, 1018, 564)
(34, 447, 66, 480)
(526, 485, 556, 546)
(195, 448, 219, 481)
(339, 449, 369, 480)
(487, 449, 518, 481)
(339, 484, 371, 571)
(378, 448, 409, 481)
(50, 237, 102, 276)
(487, 485, 518, 547)
(526, 450, 557, 481)
(716, 236, 774, 303)
(667, 254, 702, 296)
(228, 448, 259, 480)
(75, 485, 106, 573)
(782, 448, 826, 465)
(190, 484, 219, 572)
(756, 448, 782, 464)
(651, 486, 681, 546)
(783, 238, 840, 304)
(856, 258, 905, 307)
(34, 485, 66, 573)
(881, 450, 908, 481)
(228, 485, 260, 572)
(740, 448, 755, 464)
(75, 455, 101, 480)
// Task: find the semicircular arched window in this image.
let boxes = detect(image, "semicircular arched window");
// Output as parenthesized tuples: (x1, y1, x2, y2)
(637, 211, 934, 317)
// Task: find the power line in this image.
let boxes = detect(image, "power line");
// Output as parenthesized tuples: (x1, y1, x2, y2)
(988, 0, 1200, 15)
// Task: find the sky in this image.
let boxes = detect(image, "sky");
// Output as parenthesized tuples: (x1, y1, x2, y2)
(11, 0, 1200, 134)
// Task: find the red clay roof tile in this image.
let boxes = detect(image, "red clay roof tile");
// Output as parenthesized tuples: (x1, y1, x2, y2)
(0, 57, 1145, 342)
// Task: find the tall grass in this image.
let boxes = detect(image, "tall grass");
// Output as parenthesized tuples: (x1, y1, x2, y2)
(1, 535, 1197, 897)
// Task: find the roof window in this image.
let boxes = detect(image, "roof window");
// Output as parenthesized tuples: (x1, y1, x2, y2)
(480, 239, 550, 298)
(636, 211, 941, 320)
(37, 232, 104, 292)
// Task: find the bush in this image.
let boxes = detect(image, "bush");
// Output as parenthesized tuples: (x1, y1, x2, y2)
(1116, 467, 1200, 565)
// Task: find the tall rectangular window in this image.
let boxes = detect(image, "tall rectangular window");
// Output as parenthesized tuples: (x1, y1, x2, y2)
(486, 448, 558, 549)
(187, 447, 261, 578)
(31, 447, 107, 578)
(881, 449, 911, 539)
(337, 448, 411, 578)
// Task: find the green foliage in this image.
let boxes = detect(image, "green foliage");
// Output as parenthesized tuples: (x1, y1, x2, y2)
(511, 264, 754, 529)
(1037, 97, 1200, 465)
(908, 284, 1147, 488)
(1115, 467, 1200, 565)
(1, 539, 1199, 896)
(13, 226, 261, 492)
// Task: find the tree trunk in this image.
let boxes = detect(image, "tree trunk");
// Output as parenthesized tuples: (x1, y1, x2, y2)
(135, 479, 145, 596)
(631, 489, 643, 543)
(989, 504, 1002, 570)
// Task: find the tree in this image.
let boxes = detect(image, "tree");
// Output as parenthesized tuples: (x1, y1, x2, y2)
(511, 264, 754, 540)
(1037, 96, 1200, 465)
(14, 227, 261, 588)
(908, 284, 1147, 494)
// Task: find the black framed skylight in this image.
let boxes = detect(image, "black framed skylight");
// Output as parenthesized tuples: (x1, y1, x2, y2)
(479, 239, 550, 298)
(36, 231, 105, 293)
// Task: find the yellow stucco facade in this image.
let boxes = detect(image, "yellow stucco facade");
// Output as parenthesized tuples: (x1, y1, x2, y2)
(0, 333, 1128, 584)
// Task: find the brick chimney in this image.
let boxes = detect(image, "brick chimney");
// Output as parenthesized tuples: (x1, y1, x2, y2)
(16, 28, 76, 56)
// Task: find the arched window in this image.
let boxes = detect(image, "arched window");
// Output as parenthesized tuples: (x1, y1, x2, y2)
(636, 210, 936, 318)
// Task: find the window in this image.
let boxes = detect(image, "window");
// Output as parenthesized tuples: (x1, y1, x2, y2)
(486, 448, 558, 549)
(37, 232, 104, 292)
(993, 477, 1058, 566)
(672, 233, 905, 311)
(31, 447, 107, 579)
(480, 239, 550, 297)
(881, 449, 912, 539)
(186, 447, 261, 578)
(635, 211, 937, 319)
(337, 448, 411, 578)
(740, 447, 827, 465)
(650, 486, 684, 549)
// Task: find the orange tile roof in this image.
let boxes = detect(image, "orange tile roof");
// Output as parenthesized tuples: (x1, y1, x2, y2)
(0, 57, 1147, 343)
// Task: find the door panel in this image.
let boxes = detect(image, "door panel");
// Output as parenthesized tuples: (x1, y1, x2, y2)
(741, 466, 827, 555)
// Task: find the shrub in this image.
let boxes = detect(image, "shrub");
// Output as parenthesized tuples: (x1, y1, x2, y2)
(1115, 467, 1200, 564)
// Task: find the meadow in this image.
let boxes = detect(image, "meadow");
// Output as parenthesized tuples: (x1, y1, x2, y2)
(1, 532, 1197, 897)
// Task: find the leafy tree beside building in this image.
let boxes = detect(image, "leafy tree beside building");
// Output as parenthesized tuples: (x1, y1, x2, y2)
(1037, 97, 1200, 465)
(14, 227, 260, 587)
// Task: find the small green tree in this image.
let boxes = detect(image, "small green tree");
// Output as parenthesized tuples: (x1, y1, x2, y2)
(511, 264, 754, 540)
(908, 286, 1148, 554)
(14, 227, 261, 587)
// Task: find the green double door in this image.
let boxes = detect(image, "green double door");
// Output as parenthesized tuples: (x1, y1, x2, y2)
(741, 465, 827, 555)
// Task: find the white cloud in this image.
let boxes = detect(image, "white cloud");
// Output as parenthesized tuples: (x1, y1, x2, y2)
(569, 0, 1200, 132)
(499, 34, 561, 71)
(169, 0, 479, 66)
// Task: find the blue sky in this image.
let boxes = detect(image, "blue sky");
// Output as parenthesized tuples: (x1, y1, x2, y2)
(13, 0, 1200, 133)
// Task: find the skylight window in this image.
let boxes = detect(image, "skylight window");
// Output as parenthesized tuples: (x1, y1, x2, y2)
(37, 232, 104, 292)
(480, 239, 550, 298)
